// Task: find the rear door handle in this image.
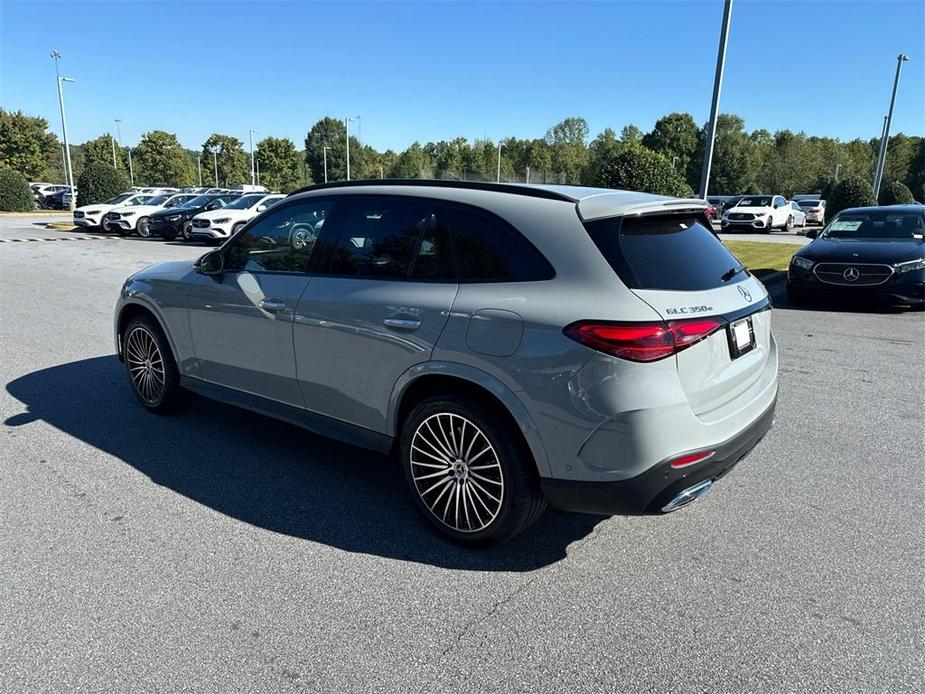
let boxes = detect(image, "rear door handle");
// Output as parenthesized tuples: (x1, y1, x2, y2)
(258, 298, 287, 313)
(383, 317, 421, 330)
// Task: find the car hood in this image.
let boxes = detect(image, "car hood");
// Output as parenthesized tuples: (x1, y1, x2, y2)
(727, 206, 771, 214)
(116, 204, 164, 215)
(76, 202, 118, 213)
(797, 237, 925, 263)
(194, 208, 250, 220)
(150, 206, 199, 219)
(131, 259, 196, 282)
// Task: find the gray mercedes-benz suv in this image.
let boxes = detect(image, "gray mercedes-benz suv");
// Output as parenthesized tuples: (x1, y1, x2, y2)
(114, 181, 778, 545)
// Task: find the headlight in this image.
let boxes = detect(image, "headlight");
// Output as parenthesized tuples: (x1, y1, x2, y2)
(894, 258, 925, 273)
(121, 211, 137, 217)
(86, 209, 99, 215)
(212, 217, 231, 224)
(165, 214, 182, 222)
(791, 256, 814, 270)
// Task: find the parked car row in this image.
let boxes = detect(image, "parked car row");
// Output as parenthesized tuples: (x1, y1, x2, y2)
(73, 189, 284, 243)
(29, 182, 74, 209)
(717, 194, 826, 232)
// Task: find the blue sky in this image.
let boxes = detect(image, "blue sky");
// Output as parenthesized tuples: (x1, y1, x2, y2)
(2, 0, 923, 151)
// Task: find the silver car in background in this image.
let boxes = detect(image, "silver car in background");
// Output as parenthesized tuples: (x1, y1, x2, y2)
(114, 181, 779, 545)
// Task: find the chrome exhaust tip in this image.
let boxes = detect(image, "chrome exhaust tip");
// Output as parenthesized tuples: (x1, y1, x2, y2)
(661, 480, 713, 513)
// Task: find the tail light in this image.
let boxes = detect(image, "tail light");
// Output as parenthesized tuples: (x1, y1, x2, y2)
(564, 317, 724, 363)
(669, 450, 715, 469)
(811, 207, 821, 212)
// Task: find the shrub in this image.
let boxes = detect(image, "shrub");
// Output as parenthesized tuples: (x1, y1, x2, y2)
(878, 180, 914, 206)
(826, 176, 876, 219)
(0, 168, 35, 211)
(597, 142, 692, 197)
(76, 161, 130, 206)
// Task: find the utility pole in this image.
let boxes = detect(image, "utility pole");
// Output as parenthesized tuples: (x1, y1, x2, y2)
(114, 118, 123, 169)
(50, 49, 76, 210)
(323, 145, 331, 183)
(209, 144, 221, 186)
(872, 54, 910, 198)
(698, 0, 733, 199)
(526, 166, 530, 183)
(345, 117, 358, 181)
(128, 148, 134, 185)
(496, 141, 504, 182)
(256, 156, 260, 186)
(249, 129, 257, 187)
(197, 155, 202, 186)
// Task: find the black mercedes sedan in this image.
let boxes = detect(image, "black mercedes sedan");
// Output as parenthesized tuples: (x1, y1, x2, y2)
(787, 205, 925, 308)
(147, 193, 240, 241)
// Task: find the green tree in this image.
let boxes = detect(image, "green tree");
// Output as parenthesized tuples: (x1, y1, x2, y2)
(0, 168, 35, 211)
(546, 117, 589, 184)
(696, 114, 758, 195)
(201, 133, 248, 187)
(620, 124, 643, 144)
(305, 117, 363, 183)
(389, 142, 432, 178)
(134, 131, 194, 186)
(642, 112, 699, 187)
(585, 128, 621, 185)
(256, 137, 305, 192)
(827, 176, 876, 218)
(76, 161, 130, 206)
(597, 142, 692, 197)
(81, 133, 129, 172)
(878, 180, 914, 206)
(0, 109, 56, 179)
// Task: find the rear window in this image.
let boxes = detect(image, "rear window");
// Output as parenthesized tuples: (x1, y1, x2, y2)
(584, 214, 746, 291)
(798, 200, 821, 207)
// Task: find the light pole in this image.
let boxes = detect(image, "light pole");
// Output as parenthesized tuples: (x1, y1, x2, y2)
(496, 141, 504, 182)
(127, 148, 134, 185)
(323, 145, 331, 183)
(345, 116, 358, 181)
(249, 129, 257, 187)
(50, 49, 76, 210)
(698, 0, 733, 199)
(834, 163, 842, 183)
(872, 54, 910, 197)
(256, 155, 260, 186)
(114, 118, 122, 169)
(197, 155, 202, 186)
(111, 134, 118, 169)
(209, 144, 221, 186)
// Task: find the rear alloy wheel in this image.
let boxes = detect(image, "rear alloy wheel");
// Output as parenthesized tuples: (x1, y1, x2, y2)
(401, 396, 546, 545)
(232, 222, 245, 237)
(785, 215, 793, 232)
(181, 222, 193, 241)
(122, 316, 186, 413)
(137, 217, 151, 238)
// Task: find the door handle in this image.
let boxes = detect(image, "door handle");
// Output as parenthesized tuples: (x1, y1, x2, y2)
(383, 317, 421, 330)
(258, 298, 287, 313)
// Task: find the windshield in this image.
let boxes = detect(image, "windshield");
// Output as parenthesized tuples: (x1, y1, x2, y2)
(145, 196, 170, 206)
(106, 193, 133, 205)
(124, 195, 154, 206)
(225, 194, 265, 210)
(182, 195, 215, 208)
(736, 196, 772, 208)
(798, 200, 821, 207)
(823, 212, 925, 240)
(164, 194, 196, 208)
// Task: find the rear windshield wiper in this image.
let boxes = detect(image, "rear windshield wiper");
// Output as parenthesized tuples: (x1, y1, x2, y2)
(721, 265, 747, 282)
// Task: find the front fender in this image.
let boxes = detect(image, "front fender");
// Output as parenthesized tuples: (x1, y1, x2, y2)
(113, 292, 181, 367)
(387, 361, 552, 478)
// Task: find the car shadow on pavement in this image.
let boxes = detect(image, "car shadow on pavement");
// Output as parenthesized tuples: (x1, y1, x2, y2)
(5, 356, 602, 571)
(767, 280, 920, 315)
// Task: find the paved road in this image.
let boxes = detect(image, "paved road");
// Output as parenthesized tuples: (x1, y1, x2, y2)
(1, 235, 922, 692)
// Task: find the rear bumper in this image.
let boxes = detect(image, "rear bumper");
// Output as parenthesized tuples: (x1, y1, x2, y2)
(540, 391, 777, 515)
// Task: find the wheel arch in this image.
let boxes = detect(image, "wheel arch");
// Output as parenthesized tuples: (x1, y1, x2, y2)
(388, 363, 551, 477)
(115, 299, 179, 366)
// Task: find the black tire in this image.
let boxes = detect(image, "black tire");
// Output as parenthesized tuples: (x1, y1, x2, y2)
(180, 222, 193, 241)
(400, 395, 546, 546)
(121, 314, 187, 413)
(137, 217, 151, 238)
(231, 222, 245, 237)
(785, 215, 793, 232)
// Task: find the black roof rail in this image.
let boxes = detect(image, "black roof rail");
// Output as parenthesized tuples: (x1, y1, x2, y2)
(290, 178, 577, 202)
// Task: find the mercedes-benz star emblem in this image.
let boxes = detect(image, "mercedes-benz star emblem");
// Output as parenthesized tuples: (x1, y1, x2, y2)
(843, 267, 860, 282)
(737, 285, 752, 302)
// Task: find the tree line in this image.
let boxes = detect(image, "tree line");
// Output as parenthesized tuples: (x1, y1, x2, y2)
(1, 108, 922, 202)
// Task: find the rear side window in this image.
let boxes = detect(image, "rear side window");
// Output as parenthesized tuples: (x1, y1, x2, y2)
(584, 214, 746, 291)
(449, 206, 553, 282)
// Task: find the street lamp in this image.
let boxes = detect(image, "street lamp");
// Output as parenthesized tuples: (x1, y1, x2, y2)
(197, 154, 202, 187)
(698, 0, 733, 198)
(345, 116, 358, 181)
(872, 54, 910, 197)
(496, 141, 504, 182)
(113, 118, 122, 169)
(249, 129, 257, 187)
(50, 49, 76, 211)
(323, 145, 331, 183)
(209, 144, 222, 186)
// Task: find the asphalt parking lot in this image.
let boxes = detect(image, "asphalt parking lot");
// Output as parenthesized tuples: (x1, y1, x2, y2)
(1, 221, 922, 692)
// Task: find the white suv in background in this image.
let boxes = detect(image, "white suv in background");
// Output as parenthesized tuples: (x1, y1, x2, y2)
(103, 193, 199, 237)
(721, 195, 794, 232)
(75, 192, 149, 228)
(190, 193, 285, 242)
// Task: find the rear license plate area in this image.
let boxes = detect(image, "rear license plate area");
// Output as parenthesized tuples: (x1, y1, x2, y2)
(727, 317, 755, 359)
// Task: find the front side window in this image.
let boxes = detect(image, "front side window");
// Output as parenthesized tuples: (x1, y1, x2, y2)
(224, 199, 332, 273)
(328, 197, 444, 279)
(225, 194, 265, 210)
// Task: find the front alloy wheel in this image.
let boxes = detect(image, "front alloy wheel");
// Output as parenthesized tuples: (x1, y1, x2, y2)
(137, 217, 151, 238)
(409, 413, 504, 533)
(125, 325, 166, 405)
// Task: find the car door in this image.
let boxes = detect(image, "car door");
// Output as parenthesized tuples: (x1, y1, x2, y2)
(774, 196, 788, 225)
(293, 195, 457, 433)
(186, 197, 334, 407)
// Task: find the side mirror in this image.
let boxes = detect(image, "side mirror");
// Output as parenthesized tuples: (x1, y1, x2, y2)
(205, 202, 220, 210)
(195, 249, 224, 276)
(805, 229, 818, 239)
(256, 204, 267, 212)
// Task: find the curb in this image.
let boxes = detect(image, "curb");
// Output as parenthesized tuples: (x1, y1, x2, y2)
(0, 212, 71, 218)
